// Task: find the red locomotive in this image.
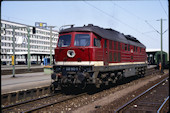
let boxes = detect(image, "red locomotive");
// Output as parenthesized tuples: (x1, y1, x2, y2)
(51, 24, 147, 90)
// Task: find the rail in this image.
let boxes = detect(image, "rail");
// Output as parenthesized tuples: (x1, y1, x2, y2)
(114, 76, 169, 113)
(21, 93, 86, 113)
(157, 96, 169, 113)
(2, 93, 56, 110)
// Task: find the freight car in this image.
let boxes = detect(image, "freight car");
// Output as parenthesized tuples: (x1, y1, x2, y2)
(51, 24, 147, 91)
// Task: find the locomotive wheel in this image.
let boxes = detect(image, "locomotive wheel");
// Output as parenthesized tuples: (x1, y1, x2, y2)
(112, 76, 118, 84)
(50, 81, 58, 93)
(50, 84, 54, 93)
(80, 80, 87, 89)
(95, 78, 102, 88)
(138, 71, 145, 78)
(140, 73, 145, 78)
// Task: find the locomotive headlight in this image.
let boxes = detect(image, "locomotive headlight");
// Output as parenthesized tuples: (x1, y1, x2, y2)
(67, 50, 76, 58)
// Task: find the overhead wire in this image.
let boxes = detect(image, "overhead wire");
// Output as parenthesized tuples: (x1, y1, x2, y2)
(112, 2, 166, 40)
(158, 0, 168, 17)
(145, 20, 160, 34)
(83, 1, 144, 35)
(142, 31, 157, 34)
(112, 1, 168, 52)
(112, 2, 160, 32)
(112, 2, 145, 21)
(83, 0, 161, 43)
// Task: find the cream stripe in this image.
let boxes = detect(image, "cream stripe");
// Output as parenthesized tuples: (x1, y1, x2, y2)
(55, 61, 104, 66)
(108, 62, 146, 66)
(55, 61, 146, 66)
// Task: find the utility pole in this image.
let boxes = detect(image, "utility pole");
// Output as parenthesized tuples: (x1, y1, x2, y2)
(157, 18, 166, 73)
(49, 26, 55, 65)
(160, 19, 163, 73)
(12, 28, 16, 77)
(50, 27, 52, 65)
(27, 28, 31, 71)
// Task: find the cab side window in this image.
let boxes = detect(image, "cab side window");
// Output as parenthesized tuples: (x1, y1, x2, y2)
(94, 38, 101, 47)
(104, 40, 107, 48)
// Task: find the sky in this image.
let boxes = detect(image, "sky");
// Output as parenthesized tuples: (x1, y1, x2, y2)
(1, 0, 169, 53)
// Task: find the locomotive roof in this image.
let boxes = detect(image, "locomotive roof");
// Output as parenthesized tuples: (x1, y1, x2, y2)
(60, 24, 145, 48)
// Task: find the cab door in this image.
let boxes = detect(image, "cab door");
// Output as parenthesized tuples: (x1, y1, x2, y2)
(103, 39, 108, 66)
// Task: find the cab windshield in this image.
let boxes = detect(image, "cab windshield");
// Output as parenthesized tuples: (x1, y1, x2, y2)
(58, 35, 71, 47)
(74, 34, 90, 46)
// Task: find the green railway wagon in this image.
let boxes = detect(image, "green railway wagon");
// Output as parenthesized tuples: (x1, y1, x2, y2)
(154, 51, 168, 68)
(147, 50, 169, 69)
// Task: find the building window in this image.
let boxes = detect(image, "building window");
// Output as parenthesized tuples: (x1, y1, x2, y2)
(2, 23, 5, 28)
(2, 42, 4, 46)
(9, 37, 12, 41)
(7, 37, 10, 41)
(1, 29, 3, 34)
(1, 36, 4, 40)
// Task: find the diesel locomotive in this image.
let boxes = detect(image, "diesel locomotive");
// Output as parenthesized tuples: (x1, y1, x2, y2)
(51, 24, 147, 90)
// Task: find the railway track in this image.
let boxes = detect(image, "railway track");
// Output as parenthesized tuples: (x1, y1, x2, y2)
(2, 93, 60, 113)
(2, 93, 86, 113)
(1, 66, 159, 107)
(114, 76, 169, 113)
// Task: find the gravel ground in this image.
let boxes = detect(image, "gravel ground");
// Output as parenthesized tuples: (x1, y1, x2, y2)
(2, 94, 74, 113)
(36, 70, 168, 113)
(73, 70, 169, 113)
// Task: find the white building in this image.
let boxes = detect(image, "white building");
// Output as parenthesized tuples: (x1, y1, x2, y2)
(1, 19, 58, 65)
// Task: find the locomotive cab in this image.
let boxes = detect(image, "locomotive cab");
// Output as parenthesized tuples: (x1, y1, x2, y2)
(56, 32, 93, 62)
(51, 31, 101, 90)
